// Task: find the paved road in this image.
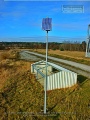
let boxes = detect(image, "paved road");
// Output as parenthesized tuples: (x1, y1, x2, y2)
(24, 50, 90, 73)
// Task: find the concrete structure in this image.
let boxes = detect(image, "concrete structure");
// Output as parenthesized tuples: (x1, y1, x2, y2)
(31, 60, 77, 91)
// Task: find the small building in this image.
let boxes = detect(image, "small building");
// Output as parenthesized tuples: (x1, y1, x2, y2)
(31, 60, 77, 91)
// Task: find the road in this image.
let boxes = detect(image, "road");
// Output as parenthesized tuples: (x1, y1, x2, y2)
(21, 50, 90, 78)
(19, 51, 41, 61)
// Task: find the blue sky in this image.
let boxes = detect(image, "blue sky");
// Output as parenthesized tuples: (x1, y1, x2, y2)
(0, 0, 90, 42)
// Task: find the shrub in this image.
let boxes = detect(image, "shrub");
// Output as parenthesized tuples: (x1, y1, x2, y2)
(52, 48, 56, 50)
(0, 46, 5, 50)
(60, 48, 64, 51)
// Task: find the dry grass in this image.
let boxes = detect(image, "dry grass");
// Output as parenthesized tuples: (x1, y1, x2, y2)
(0, 49, 35, 90)
(0, 50, 19, 61)
(0, 59, 32, 90)
(33, 49, 87, 59)
(0, 50, 90, 119)
(0, 52, 10, 60)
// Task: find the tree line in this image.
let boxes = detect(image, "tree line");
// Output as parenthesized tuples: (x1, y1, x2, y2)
(0, 41, 86, 51)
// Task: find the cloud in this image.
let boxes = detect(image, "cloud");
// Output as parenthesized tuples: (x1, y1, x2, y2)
(51, 7, 61, 12)
(0, 35, 86, 43)
(0, 2, 32, 20)
(53, 22, 88, 30)
(0, 11, 26, 23)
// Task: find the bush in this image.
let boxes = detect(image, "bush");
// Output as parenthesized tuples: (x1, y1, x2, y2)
(52, 48, 56, 50)
(0, 46, 5, 50)
(60, 48, 64, 51)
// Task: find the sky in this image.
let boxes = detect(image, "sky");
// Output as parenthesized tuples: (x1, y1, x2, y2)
(0, 0, 90, 42)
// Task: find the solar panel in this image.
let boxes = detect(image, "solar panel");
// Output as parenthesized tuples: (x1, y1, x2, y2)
(42, 18, 52, 31)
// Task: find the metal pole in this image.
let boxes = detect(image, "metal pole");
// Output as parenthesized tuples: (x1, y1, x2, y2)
(87, 25, 89, 53)
(86, 25, 90, 57)
(86, 39, 87, 57)
(86, 27, 88, 57)
(88, 25, 90, 54)
(44, 30, 48, 114)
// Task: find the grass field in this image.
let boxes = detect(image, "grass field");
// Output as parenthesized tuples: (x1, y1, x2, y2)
(0, 50, 90, 119)
(31, 49, 90, 65)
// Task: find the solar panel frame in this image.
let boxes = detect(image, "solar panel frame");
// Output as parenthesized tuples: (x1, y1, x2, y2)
(42, 18, 52, 31)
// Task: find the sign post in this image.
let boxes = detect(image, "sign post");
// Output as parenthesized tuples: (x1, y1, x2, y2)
(42, 18, 52, 114)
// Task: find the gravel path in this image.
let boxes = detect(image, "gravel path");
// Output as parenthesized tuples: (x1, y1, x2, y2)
(24, 51, 90, 73)
(19, 51, 41, 61)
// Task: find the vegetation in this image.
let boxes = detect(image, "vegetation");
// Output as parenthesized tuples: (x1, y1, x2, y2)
(0, 52, 10, 60)
(0, 50, 20, 61)
(0, 50, 90, 119)
(0, 41, 86, 51)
